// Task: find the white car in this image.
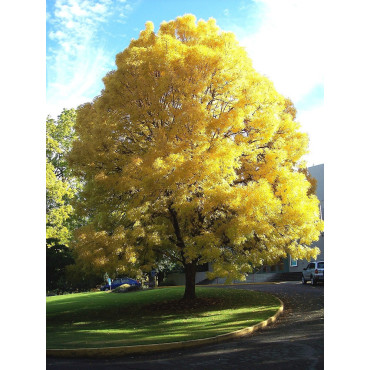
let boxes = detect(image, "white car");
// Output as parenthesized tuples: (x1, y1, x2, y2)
(302, 261, 324, 285)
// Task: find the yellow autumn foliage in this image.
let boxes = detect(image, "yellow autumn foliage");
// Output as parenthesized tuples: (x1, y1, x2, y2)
(69, 15, 323, 285)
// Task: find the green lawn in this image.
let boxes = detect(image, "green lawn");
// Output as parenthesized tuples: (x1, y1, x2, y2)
(47, 287, 280, 349)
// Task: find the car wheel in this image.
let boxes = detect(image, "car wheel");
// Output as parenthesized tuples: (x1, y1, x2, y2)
(105, 288, 109, 291)
(302, 275, 307, 284)
(311, 275, 317, 286)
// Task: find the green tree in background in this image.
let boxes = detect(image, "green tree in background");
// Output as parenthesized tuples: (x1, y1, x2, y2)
(47, 108, 87, 292)
(46, 108, 80, 246)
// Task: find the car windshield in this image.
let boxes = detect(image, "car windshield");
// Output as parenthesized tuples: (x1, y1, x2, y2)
(318, 262, 324, 268)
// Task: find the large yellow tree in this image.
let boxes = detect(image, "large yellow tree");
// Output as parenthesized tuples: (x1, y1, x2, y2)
(69, 15, 323, 300)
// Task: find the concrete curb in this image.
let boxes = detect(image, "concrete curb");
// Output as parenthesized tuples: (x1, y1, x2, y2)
(47, 298, 284, 358)
(203, 282, 294, 286)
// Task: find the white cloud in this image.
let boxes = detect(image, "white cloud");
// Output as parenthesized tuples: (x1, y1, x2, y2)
(47, 0, 118, 118)
(47, 44, 110, 117)
(124, 3, 133, 11)
(297, 103, 325, 166)
(69, 2, 88, 17)
(47, 0, 137, 118)
(49, 30, 66, 40)
(236, 0, 325, 165)
(239, 0, 324, 104)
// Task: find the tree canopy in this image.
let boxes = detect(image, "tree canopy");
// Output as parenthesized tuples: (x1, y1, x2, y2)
(46, 108, 79, 246)
(69, 15, 323, 299)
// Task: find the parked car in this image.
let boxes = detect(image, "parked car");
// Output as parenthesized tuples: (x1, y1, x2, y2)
(100, 277, 141, 291)
(302, 261, 324, 285)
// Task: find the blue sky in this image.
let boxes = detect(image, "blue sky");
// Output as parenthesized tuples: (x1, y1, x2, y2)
(46, 0, 325, 165)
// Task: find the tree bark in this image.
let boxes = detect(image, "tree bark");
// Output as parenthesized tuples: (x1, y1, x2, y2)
(183, 261, 197, 301)
(168, 203, 197, 301)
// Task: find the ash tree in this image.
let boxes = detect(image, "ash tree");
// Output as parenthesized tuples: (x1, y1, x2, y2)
(69, 15, 323, 300)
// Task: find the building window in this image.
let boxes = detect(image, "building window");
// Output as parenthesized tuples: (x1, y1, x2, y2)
(290, 256, 298, 267)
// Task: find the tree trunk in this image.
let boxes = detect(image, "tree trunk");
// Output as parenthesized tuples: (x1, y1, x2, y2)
(168, 204, 197, 301)
(183, 261, 197, 301)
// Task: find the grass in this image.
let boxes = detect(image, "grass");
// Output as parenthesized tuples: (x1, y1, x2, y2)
(47, 287, 281, 349)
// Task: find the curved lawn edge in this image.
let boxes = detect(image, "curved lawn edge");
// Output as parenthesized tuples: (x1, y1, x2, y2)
(47, 297, 283, 358)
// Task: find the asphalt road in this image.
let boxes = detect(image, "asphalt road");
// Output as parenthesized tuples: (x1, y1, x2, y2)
(47, 282, 324, 370)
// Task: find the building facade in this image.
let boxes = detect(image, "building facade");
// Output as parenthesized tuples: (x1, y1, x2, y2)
(288, 164, 324, 272)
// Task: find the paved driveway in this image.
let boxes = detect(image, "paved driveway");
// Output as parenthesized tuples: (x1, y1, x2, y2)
(47, 282, 324, 369)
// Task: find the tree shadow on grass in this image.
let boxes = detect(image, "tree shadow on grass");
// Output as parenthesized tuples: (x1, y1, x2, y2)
(47, 288, 282, 349)
(47, 305, 280, 349)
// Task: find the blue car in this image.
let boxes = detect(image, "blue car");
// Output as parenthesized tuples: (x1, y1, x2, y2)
(100, 277, 141, 291)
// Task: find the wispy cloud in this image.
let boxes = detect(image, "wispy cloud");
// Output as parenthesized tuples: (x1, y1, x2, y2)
(239, 0, 324, 104)
(46, 0, 134, 118)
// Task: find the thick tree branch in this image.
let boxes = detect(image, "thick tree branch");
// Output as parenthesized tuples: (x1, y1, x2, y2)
(168, 203, 186, 264)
